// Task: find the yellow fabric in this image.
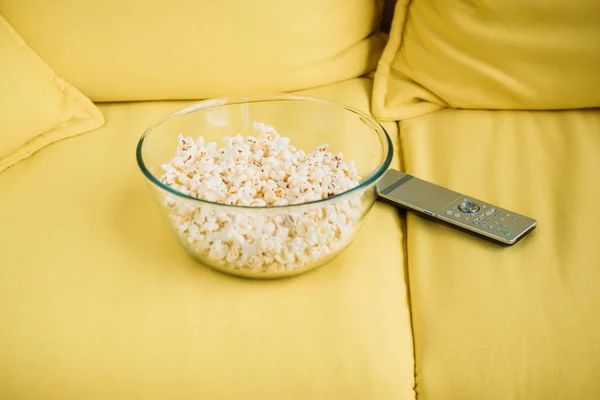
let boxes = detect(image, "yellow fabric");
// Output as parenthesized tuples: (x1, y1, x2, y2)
(399, 108, 600, 399)
(0, 15, 104, 172)
(0, 0, 385, 102)
(0, 78, 415, 399)
(373, 0, 600, 121)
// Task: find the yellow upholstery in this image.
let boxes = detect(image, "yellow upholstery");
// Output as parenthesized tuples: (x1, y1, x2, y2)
(0, 16, 103, 172)
(0, 78, 416, 400)
(398, 108, 600, 399)
(373, 0, 600, 120)
(0, 0, 385, 102)
(2, 1, 600, 397)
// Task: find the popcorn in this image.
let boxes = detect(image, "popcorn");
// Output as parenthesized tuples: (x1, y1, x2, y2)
(159, 122, 363, 274)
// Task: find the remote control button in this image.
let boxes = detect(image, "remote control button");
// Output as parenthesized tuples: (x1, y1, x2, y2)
(505, 213, 510, 217)
(500, 217, 505, 221)
(474, 220, 479, 224)
(499, 210, 503, 214)
(488, 225, 494, 230)
(465, 217, 470, 221)
(513, 216, 519, 220)
(505, 231, 511, 236)
(494, 221, 499, 225)
(482, 205, 487, 209)
(502, 224, 507, 228)
(482, 222, 487, 227)
(454, 213, 461, 218)
(496, 228, 502, 232)
(485, 208, 496, 216)
(446, 210, 453, 215)
(458, 201, 480, 213)
(493, 215, 498, 219)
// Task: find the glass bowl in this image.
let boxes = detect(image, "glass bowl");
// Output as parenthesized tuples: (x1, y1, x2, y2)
(136, 94, 392, 279)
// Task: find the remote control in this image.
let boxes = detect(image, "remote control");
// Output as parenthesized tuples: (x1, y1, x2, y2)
(376, 169, 537, 245)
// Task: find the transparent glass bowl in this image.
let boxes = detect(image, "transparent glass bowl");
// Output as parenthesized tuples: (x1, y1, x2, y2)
(136, 94, 392, 278)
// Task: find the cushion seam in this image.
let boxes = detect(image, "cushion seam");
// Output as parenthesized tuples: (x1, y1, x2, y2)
(398, 119, 419, 400)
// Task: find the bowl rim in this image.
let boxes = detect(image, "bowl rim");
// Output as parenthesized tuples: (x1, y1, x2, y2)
(136, 93, 393, 210)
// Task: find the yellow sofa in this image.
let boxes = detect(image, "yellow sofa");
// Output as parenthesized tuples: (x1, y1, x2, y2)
(1, 1, 599, 399)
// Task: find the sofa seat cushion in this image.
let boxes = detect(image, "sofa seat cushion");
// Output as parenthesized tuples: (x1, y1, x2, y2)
(0, 78, 415, 400)
(398, 108, 600, 399)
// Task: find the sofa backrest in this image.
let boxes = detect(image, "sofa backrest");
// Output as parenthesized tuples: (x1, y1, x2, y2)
(0, 0, 385, 102)
(372, 0, 600, 120)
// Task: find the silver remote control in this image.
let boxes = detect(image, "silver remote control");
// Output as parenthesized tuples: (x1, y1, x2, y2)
(376, 169, 537, 245)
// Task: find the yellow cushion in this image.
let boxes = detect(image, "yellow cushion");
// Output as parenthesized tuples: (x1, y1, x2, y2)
(1, 1, 385, 102)
(398, 108, 600, 398)
(0, 78, 415, 399)
(0, 15, 104, 172)
(373, 0, 600, 120)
